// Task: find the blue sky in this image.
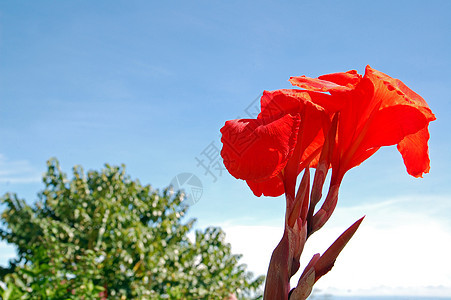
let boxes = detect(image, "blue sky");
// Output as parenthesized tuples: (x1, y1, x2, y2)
(1, 1, 450, 297)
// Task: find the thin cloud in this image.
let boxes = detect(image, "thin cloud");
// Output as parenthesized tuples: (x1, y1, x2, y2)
(215, 194, 451, 297)
(0, 154, 42, 184)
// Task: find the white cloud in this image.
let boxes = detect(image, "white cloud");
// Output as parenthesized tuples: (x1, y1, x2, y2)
(219, 224, 283, 277)
(0, 154, 42, 184)
(217, 195, 451, 297)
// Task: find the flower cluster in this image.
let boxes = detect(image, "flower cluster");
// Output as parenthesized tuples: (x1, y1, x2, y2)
(220, 66, 435, 299)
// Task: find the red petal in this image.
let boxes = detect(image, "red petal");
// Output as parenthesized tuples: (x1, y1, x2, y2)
(259, 89, 330, 121)
(334, 77, 377, 157)
(246, 176, 285, 197)
(318, 70, 362, 88)
(259, 90, 304, 121)
(258, 88, 335, 172)
(300, 131, 324, 169)
(365, 65, 435, 122)
(289, 75, 353, 93)
(362, 105, 428, 149)
(332, 69, 435, 178)
(397, 127, 432, 178)
(345, 147, 380, 172)
(360, 66, 435, 176)
(290, 70, 361, 94)
(220, 114, 300, 181)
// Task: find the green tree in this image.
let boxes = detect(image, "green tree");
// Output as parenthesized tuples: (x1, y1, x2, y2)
(0, 158, 263, 299)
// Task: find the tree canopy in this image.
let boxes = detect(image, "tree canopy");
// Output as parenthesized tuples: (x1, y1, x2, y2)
(0, 158, 264, 299)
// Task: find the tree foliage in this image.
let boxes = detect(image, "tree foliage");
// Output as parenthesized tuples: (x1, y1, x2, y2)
(0, 158, 264, 299)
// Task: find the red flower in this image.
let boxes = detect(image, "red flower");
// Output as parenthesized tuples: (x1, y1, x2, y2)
(221, 66, 435, 300)
(290, 65, 436, 185)
(220, 89, 332, 197)
(220, 66, 435, 300)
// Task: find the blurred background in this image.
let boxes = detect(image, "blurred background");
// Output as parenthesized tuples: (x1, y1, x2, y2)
(1, 0, 450, 298)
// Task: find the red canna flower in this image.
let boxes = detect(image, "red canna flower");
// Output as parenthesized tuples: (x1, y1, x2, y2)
(220, 66, 435, 300)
